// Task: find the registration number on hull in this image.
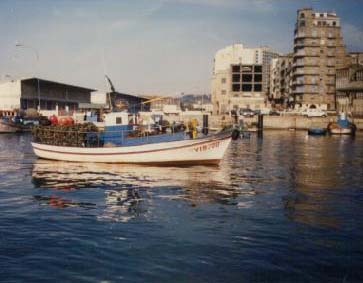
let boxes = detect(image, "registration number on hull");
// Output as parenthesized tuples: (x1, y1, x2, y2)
(193, 141, 220, 152)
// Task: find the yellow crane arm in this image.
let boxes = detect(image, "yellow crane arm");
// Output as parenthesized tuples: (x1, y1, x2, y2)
(141, 96, 169, 105)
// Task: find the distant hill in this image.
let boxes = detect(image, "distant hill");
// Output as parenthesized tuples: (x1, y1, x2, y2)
(180, 94, 211, 104)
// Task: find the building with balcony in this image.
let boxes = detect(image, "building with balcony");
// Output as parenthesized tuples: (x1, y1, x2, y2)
(270, 53, 294, 107)
(336, 52, 363, 117)
(292, 8, 348, 110)
(211, 44, 279, 114)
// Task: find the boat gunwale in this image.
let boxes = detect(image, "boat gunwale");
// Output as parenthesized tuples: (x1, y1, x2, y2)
(32, 132, 232, 156)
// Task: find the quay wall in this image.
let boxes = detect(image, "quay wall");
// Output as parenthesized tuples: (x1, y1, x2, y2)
(209, 115, 363, 130)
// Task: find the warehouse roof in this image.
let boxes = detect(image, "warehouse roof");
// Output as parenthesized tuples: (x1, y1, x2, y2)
(20, 77, 96, 92)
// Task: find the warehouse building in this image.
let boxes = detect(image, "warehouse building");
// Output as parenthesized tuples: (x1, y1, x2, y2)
(0, 77, 95, 115)
(107, 92, 150, 113)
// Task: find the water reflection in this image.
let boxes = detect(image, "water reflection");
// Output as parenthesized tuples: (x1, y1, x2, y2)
(98, 189, 145, 222)
(28, 132, 363, 227)
(283, 133, 360, 228)
(32, 160, 232, 190)
(31, 159, 244, 221)
(33, 195, 96, 209)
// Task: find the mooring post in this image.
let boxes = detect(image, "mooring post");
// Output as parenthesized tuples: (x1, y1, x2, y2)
(258, 114, 263, 138)
(202, 114, 209, 135)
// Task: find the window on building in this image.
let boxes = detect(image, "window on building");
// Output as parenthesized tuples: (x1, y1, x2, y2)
(232, 65, 240, 72)
(116, 117, 122, 124)
(221, 78, 226, 84)
(242, 84, 252, 92)
(47, 101, 52, 110)
(232, 84, 240, 92)
(332, 21, 336, 26)
(254, 65, 262, 72)
(242, 74, 252, 82)
(300, 20, 305, 27)
(20, 99, 27, 110)
(320, 13, 324, 17)
(242, 65, 253, 72)
(300, 13, 305, 18)
(254, 84, 262, 92)
(232, 74, 240, 82)
(254, 74, 262, 82)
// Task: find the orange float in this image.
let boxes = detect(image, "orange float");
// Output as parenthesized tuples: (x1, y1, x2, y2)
(58, 116, 74, 126)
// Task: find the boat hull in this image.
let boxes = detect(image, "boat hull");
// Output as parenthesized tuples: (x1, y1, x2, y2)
(329, 128, 353, 135)
(0, 121, 22, 133)
(308, 128, 327, 135)
(32, 134, 231, 165)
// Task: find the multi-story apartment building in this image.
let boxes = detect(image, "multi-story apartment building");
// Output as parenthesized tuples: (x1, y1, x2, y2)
(336, 52, 363, 117)
(292, 8, 347, 110)
(270, 53, 294, 107)
(211, 44, 279, 114)
(349, 52, 363, 65)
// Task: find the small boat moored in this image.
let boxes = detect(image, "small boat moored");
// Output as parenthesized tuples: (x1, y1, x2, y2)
(327, 113, 356, 135)
(0, 115, 40, 134)
(307, 128, 327, 136)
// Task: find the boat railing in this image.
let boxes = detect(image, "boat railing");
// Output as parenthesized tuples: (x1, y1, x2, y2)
(32, 125, 230, 148)
(32, 126, 190, 148)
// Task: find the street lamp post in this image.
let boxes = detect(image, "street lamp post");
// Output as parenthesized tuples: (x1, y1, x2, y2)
(15, 43, 41, 111)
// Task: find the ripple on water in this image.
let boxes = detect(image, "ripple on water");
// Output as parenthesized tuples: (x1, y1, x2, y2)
(0, 132, 363, 282)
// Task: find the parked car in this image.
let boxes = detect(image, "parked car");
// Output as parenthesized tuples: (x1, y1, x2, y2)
(301, 108, 327, 117)
(239, 108, 255, 117)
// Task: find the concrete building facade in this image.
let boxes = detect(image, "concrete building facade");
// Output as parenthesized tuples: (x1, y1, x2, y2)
(270, 53, 294, 107)
(211, 44, 279, 114)
(292, 8, 347, 110)
(336, 52, 363, 117)
(0, 77, 95, 115)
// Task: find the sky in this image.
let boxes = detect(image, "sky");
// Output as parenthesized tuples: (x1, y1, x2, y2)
(0, 0, 362, 96)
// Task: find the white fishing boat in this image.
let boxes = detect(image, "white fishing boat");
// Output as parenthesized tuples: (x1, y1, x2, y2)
(31, 130, 231, 165)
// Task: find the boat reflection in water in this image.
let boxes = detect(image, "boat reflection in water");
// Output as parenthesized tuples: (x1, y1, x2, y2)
(31, 159, 239, 222)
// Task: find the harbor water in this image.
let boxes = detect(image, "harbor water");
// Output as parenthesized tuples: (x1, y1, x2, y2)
(0, 131, 363, 282)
